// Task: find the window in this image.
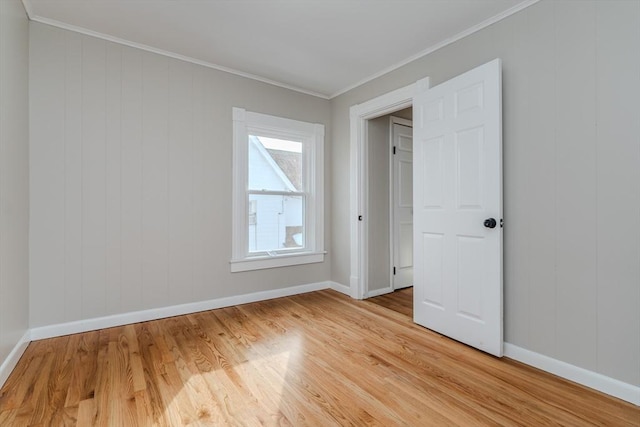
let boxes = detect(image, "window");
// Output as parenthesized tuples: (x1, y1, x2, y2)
(231, 108, 324, 272)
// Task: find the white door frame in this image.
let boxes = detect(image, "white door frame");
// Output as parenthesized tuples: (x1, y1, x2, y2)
(389, 116, 413, 291)
(349, 77, 430, 299)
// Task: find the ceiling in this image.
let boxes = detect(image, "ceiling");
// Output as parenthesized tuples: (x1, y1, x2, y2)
(24, 0, 536, 98)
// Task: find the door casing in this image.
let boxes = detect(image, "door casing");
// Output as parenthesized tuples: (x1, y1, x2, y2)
(349, 78, 429, 299)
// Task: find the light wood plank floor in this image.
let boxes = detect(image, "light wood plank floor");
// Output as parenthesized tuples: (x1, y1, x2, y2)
(368, 287, 413, 317)
(1, 289, 638, 426)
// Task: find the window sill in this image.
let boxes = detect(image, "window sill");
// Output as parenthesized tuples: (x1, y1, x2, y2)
(230, 251, 326, 272)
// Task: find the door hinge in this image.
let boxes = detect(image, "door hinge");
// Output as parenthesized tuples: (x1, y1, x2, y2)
(393, 146, 396, 155)
(393, 266, 396, 275)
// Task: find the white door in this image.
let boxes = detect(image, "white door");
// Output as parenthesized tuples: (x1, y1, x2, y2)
(413, 59, 503, 356)
(391, 121, 413, 290)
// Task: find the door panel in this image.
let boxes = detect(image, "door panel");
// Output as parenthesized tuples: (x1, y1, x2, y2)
(398, 222, 413, 268)
(398, 160, 413, 207)
(456, 235, 485, 321)
(422, 137, 444, 208)
(413, 59, 503, 357)
(422, 232, 444, 308)
(456, 127, 484, 209)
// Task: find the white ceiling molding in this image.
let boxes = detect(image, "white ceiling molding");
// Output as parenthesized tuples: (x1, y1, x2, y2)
(329, 0, 540, 99)
(21, 0, 539, 100)
(20, 0, 33, 18)
(20, 0, 329, 99)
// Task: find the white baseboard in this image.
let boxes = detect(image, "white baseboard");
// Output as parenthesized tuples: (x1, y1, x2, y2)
(8, 286, 639, 407)
(349, 275, 360, 299)
(30, 281, 331, 341)
(328, 281, 351, 296)
(365, 286, 393, 298)
(0, 330, 31, 389)
(504, 343, 639, 406)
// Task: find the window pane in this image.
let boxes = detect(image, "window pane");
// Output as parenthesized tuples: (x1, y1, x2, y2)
(248, 193, 304, 253)
(248, 135, 303, 192)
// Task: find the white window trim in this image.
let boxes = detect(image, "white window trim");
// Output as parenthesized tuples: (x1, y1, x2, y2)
(230, 107, 325, 272)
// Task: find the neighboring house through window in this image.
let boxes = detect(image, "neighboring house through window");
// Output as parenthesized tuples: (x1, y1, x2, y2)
(231, 108, 324, 272)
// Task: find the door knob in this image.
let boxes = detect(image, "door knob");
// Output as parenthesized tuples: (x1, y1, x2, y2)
(484, 218, 497, 229)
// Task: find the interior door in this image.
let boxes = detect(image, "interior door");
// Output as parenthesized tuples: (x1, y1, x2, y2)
(413, 58, 503, 356)
(392, 121, 413, 290)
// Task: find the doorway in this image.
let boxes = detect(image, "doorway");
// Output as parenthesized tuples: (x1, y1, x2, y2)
(364, 110, 413, 298)
(351, 60, 503, 357)
(350, 60, 503, 357)
(390, 116, 413, 291)
(348, 79, 427, 300)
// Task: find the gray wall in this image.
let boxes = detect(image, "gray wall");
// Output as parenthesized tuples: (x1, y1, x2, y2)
(366, 115, 391, 293)
(330, 0, 640, 386)
(8, 0, 640, 391)
(29, 23, 332, 328)
(0, 0, 29, 367)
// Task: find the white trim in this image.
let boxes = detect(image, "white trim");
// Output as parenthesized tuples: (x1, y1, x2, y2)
(30, 282, 331, 341)
(390, 116, 413, 128)
(230, 251, 325, 273)
(389, 118, 395, 291)
(349, 80, 427, 300)
(349, 275, 360, 299)
(4, 289, 638, 407)
(328, 281, 351, 296)
(19, 0, 33, 18)
(329, 0, 540, 98)
(366, 286, 394, 299)
(231, 108, 325, 271)
(25, 15, 329, 100)
(504, 343, 640, 406)
(231, 107, 249, 263)
(23, 1, 539, 100)
(0, 330, 31, 389)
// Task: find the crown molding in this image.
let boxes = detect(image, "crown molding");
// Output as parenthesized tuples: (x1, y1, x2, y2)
(20, 1, 541, 105)
(20, 0, 33, 18)
(329, 0, 540, 99)
(20, 3, 330, 100)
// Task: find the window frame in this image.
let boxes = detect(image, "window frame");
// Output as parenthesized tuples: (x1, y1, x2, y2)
(230, 107, 324, 272)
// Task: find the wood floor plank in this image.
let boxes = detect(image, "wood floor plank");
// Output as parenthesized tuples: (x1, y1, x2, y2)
(233, 303, 362, 426)
(105, 328, 137, 426)
(25, 337, 70, 425)
(242, 299, 410, 425)
(368, 287, 414, 317)
(1, 289, 638, 426)
(137, 321, 199, 426)
(0, 407, 18, 426)
(0, 351, 45, 411)
(159, 316, 226, 425)
(64, 330, 100, 410)
(43, 333, 83, 426)
(184, 313, 267, 424)
(280, 293, 489, 426)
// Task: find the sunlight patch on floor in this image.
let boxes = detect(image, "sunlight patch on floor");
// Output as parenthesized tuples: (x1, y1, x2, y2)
(162, 335, 301, 424)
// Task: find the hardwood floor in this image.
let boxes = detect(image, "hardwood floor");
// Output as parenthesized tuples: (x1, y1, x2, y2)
(368, 287, 413, 317)
(1, 290, 638, 426)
